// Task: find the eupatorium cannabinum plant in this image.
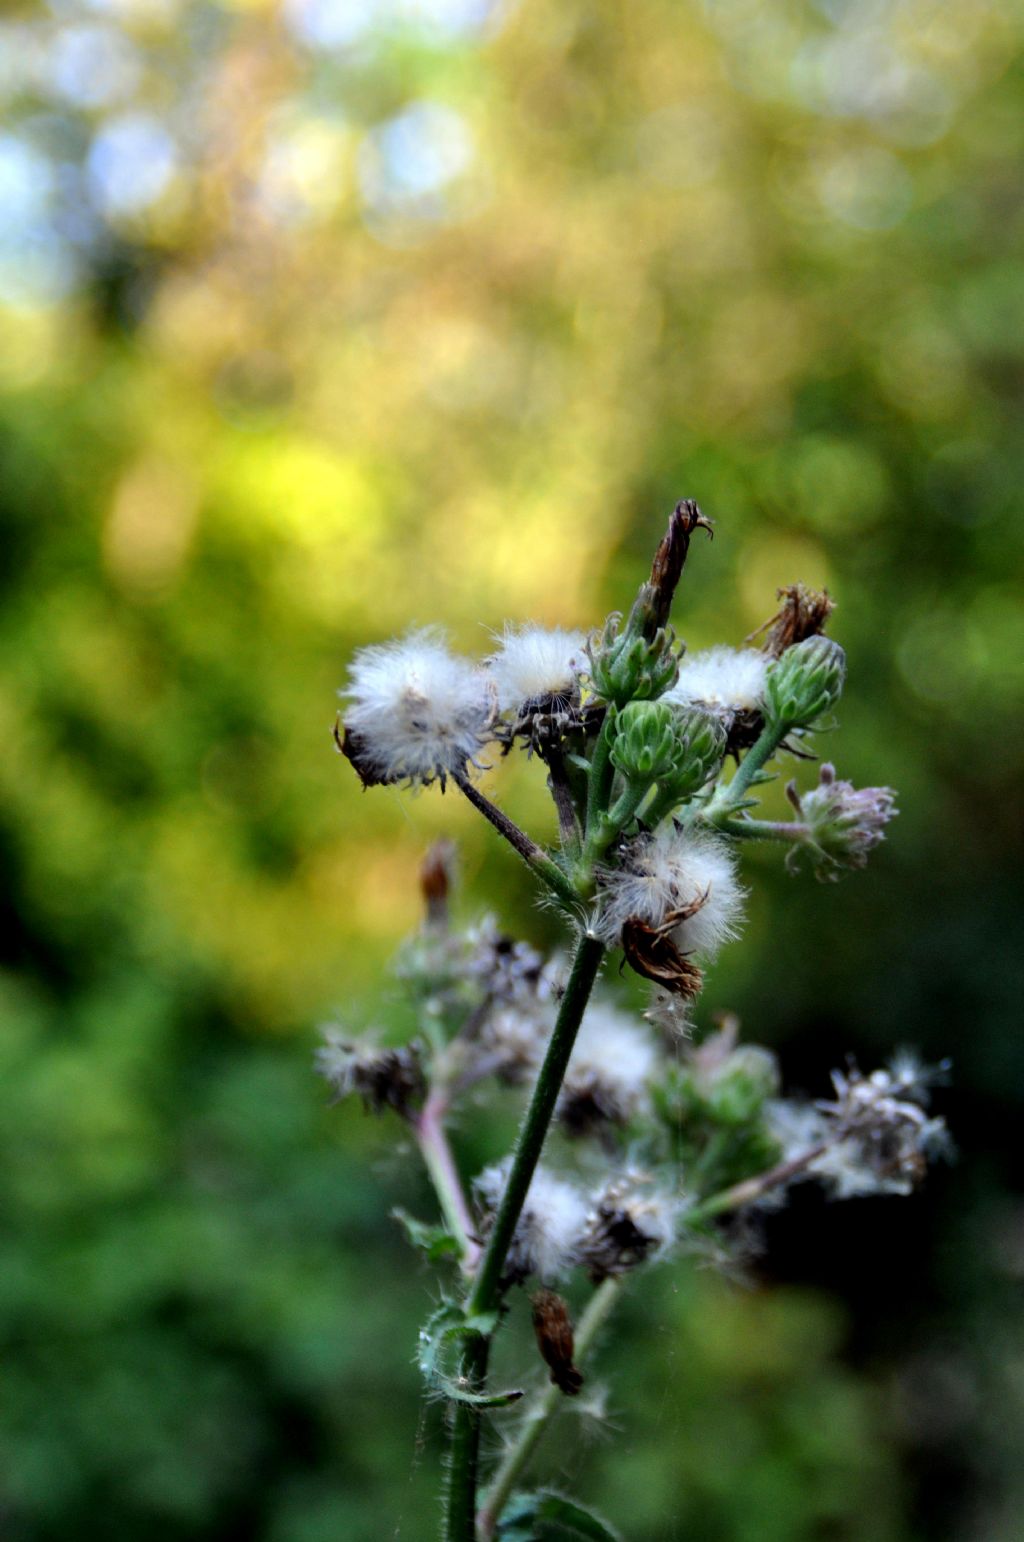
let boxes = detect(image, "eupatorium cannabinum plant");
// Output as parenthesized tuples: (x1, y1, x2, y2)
(320, 503, 948, 1542)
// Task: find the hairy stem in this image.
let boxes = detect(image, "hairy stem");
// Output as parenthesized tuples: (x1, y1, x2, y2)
(543, 745, 583, 854)
(709, 720, 787, 814)
(690, 1141, 829, 1222)
(452, 771, 579, 907)
(708, 815, 810, 844)
(414, 1091, 480, 1274)
(444, 1333, 490, 1542)
(583, 714, 617, 850)
(442, 932, 606, 1541)
(477, 1276, 623, 1537)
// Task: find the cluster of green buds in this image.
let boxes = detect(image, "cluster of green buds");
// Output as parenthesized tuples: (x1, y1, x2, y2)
(764, 635, 847, 733)
(610, 700, 726, 802)
(585, 611, 678, 706)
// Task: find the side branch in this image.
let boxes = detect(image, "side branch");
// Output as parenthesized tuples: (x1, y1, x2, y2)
(452, 771, 579, 907)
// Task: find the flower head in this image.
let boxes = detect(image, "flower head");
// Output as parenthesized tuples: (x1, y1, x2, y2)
(486, 624, 586, 714)
(314, 1027, 425, 1116)
(557, 1001, 659, 1133)
(595, 824, 745, 959)
(789, 764, 898, 878)
(664, 646, 768, 716)
(579, 1170, 681, 1280)
(340, 629, 494, 787)
(474, 1161, 588, 1283)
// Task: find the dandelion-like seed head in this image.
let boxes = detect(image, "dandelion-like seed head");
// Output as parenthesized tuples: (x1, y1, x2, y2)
(341, 628, 494, 787)
(664, 646, 769, 716)
(596, 824, 745, 959)
(474, 1160, 589, 1283)
(314, 1026, 425, 1116)
(557, 1001, 659, 1133)
(485, 624, 587, 714)
(579, 1170, 681, 1280)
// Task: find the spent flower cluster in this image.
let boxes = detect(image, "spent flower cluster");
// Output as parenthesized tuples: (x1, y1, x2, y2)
(321, 501, 943, 1542)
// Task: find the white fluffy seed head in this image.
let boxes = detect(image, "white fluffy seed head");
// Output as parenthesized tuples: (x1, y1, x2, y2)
(595, 825, 745, 958)
(474, 1160, 588, 1282)
(342, 628, 494, 786)
(579, 1171, 682, 1277)
(559, 1001, 659, 1127)
(664, 646, 768, 715)
(485, 624, 586, 713)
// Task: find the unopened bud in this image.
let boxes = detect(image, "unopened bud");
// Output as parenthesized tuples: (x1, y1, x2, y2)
(764, 635, 846, 731)
(610, 702, 726, 801)
(586, 614, 678, 706)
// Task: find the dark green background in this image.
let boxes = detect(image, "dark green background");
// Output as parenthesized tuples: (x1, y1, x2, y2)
(1, 1, 1021, 1537)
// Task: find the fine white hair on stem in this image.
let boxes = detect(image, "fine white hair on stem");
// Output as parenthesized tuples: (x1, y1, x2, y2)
(594, 825, 745, 958)
(485, 624, 586, 713)
(557, 1001, 659, 1131)
(664, 646, 768, 715)
(341, 628, 494, 786)
(473, 1160, 588, 1282)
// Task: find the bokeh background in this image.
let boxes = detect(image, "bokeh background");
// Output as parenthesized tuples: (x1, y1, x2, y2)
(2, 0, 1023, 1537)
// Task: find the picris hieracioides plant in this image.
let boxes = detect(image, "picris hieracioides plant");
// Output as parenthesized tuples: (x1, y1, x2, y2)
(321, 503, 948, 1542)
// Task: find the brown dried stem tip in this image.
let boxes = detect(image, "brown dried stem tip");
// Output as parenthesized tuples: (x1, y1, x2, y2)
(530, 1288, 584, 1396)
(636, 499, 714, 638)
(420, 840, 456, 927)
(749, 583, 836, 658)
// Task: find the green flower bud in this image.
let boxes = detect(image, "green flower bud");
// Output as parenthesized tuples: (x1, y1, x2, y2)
(610, 701, 681, 781)
(705, 1046, 780, 1126)
(670, 705, 728, 799)
(609, 701, 727, 798)
(764, 635, 846, 731)
(586, 614, 678, 707)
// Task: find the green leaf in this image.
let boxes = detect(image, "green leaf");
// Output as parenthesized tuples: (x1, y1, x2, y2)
(391, 1207, 461, 1262)
(497, 1490, 622, 1541)
(416, 1302, 522, 1408)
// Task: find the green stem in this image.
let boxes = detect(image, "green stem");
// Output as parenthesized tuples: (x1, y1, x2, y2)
(584, 713, 617, 846)
(584, 780, 647, 865)
(708, 815, 810, 844)
(444, 1333, 490, 1542)
(477, 1277, 622, 1537)
(413, 1092, 480, 1274)
(452, 772, 580, 908)
(709, 719, 787, 814)
(442, 932, 606, 1541)
(689, 1141, 829, 1223)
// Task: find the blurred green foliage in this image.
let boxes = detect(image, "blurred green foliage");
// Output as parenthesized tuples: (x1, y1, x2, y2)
(1, 0, 1023, 1537)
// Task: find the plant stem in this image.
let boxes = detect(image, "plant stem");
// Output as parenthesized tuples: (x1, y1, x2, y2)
(708, 720, 786, 814)
(709, 815, 809, 844)
(444, 1332, 490, 1542)
(452, 771, 579, 907)
(584, 713, 617, 847)
(543, 745, 582, 854)
(477, 1276, 623, 1537)
(442, 931, 605, 1541)
(689, 1141, 829, 1222)
(413, 1091, 480, 1274)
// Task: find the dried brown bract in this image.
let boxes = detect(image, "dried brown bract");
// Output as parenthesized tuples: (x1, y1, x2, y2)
(750, 584, 835, 659)
(530, 1288, 584, 1396)
(334, 719, 397, 788)
(620, 903, 706, 998)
